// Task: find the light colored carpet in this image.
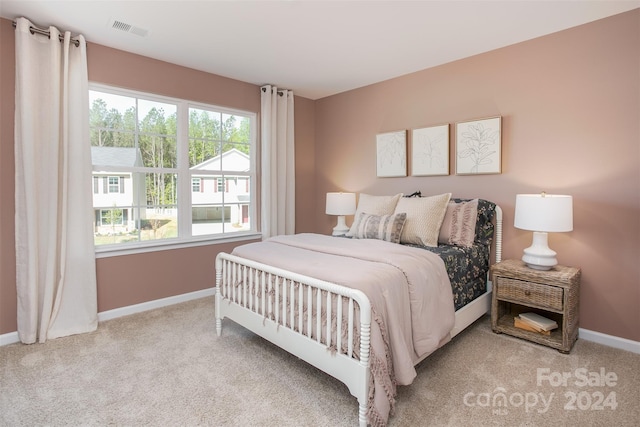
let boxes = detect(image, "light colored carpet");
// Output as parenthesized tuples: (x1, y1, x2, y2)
(1, 296, 638, 426)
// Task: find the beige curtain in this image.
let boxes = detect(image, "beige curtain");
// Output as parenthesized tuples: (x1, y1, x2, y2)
(260, 85, 295, 237)
(14, 17, 97, 343)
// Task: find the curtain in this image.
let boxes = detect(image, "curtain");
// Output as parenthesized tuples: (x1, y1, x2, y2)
(260, 85, 295, 238)
(14, 17, 97, 343)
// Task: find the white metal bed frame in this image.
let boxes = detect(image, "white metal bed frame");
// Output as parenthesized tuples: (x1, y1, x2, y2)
(215, 206, 502, 427)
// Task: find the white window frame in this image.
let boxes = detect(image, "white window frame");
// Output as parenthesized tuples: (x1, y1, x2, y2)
(108, 176, 120, 193)
(90, 83, 259, 257)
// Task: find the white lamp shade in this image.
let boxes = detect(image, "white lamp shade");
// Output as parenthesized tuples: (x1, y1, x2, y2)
(514, 194, 573, 232)
(326, 192, 356, 215)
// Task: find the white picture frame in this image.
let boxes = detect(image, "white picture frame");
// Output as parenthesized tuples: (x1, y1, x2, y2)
(411, 124, 449, 176)
(376, 130, 407, 177)
(455, 116, 502, 175)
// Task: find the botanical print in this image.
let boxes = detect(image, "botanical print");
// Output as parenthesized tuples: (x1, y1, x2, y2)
(411, 124, 449, 176)
(456, 117, 502, 175)
(376, 130, 407, 177)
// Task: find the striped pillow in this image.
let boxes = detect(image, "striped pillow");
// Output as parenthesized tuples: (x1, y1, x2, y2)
(350, 212, 407, 244)
(347, 193, 403, 237)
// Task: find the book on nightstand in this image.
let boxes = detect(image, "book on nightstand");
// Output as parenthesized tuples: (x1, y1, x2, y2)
(514, 317, 551, 335)
(513, 312, 559, 336)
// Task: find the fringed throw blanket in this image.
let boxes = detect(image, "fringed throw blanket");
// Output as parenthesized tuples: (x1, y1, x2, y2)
(232, 233, 455, 426)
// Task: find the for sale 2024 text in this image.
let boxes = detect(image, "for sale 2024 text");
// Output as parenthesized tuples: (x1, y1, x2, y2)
(537, 367, 618, 411)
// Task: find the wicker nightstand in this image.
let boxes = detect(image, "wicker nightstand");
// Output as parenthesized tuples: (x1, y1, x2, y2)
(491, 259, 580, 353)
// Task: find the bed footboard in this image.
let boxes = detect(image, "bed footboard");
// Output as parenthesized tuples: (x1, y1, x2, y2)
(215, 253, 371, 427)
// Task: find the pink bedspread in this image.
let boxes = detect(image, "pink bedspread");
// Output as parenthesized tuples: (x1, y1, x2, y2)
(232, 233, 455, 426)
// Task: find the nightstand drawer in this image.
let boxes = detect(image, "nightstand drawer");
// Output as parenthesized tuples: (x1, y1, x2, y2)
(496, 277, 564, 311)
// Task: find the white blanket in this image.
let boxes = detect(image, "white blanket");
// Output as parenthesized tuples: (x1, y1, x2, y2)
(232, 233, 455, 426)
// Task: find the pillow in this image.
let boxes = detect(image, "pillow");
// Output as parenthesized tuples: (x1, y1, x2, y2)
(393, 193, 451, 247)
(347, 193, 403, 236)
(438, 199, 479, 247)
(350, 212, 407, 243)
(450, 198, 497, 246)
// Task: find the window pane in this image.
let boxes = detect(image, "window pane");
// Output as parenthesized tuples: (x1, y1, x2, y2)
(138, 99, 177, 136)
(94, 206, 136, 245)
(90, 85, 256, 249)
(145, 172, 178, 206)
(188, 108, 221, 167)
(188, 137, 220, 168)
(89, 91, 137, 134)
(91, 146, 143, 169)
(191, 203, 250, 236)
(139, 135, 177, 168)
(189, 108, 221, 139)
(191, 175, 251, 236)
(92, 173, 132, 213)
(220, 144, 251, 172)
(139, 205, 177, 241)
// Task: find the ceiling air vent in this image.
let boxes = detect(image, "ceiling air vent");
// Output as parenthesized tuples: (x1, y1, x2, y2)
(108, 19, 149, 37)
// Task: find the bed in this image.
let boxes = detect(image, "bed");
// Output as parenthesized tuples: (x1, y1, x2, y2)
(215, 194, 502, 426)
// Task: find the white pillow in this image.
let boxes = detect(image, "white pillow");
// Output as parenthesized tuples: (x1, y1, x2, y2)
(393, 193, 452, 246)
(347, 193, 403, 236)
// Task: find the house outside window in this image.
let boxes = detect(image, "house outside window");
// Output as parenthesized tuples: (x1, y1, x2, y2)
(89, 84, 257, 251)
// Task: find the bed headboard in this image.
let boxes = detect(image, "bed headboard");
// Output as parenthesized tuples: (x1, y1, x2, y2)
(494, 205, 503, 264)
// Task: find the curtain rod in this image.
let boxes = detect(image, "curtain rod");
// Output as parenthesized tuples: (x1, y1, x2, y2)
(12, 20, 81, 47)
(261, 86, 285, 96)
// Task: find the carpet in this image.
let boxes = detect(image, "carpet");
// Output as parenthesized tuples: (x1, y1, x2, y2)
(1, 296, 638, 426)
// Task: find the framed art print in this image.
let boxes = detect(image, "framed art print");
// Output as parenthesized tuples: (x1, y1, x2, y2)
(411, 124, 449, 176)
(455, 116, 502, 175)
(376, 130, 407, 177)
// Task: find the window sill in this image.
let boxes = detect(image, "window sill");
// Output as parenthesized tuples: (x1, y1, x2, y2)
(95, 232, 262, 258)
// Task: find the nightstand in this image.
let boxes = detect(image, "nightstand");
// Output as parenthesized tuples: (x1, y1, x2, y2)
(491, 259, 580, 353)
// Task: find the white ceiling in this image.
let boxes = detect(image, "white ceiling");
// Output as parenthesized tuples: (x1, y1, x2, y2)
(1, 1, 638, 100)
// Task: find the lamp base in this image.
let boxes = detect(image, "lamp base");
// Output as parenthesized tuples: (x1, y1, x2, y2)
(522, 231, 558, 270)
(332, 215, 349, 236)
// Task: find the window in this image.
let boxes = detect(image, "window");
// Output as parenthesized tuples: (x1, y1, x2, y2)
(108, 176, 120, 193)
(100, 208, 124, 226)
(89, 84, 257, 250)
(191, 178, 201, 193)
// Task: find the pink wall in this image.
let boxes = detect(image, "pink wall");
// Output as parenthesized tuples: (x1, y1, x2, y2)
(0, 19, 17, 335)
(0, 18, 315, 334)
(313, 10, 640, 341)
(1, 10, 638, 342)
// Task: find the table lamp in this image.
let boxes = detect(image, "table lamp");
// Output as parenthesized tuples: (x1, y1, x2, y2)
(514, 193, 573, 270)
(326, 192, 356, 236)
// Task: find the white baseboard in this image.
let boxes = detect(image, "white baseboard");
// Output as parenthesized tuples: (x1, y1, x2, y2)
(0, 288, 215, 347)
(3, 290, 638, 355)
(0, 331, 19, 347)
(97, 287, 214, 322)
(579, 327, 640, 354)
